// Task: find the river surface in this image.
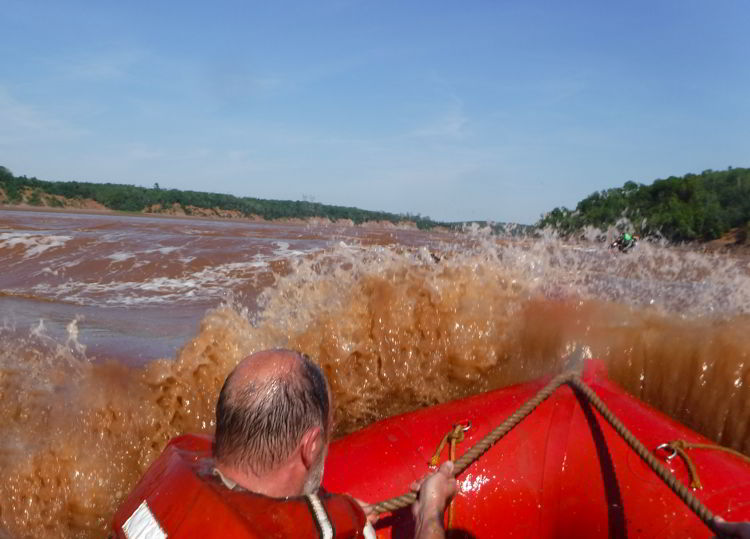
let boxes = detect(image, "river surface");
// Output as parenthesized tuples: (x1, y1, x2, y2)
(1, 209, 749, 537)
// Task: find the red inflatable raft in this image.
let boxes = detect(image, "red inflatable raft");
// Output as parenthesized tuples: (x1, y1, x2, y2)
(113, 360, 750, 537)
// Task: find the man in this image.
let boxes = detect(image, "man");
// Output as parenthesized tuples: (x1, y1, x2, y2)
(612, 232, 637, 252)
(213, 349, 457, 539)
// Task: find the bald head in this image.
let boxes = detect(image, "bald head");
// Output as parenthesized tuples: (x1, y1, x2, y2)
(228, 349, 301, 390)
(213, 349, 330, 475)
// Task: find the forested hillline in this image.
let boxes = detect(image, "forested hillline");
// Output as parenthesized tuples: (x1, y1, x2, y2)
(537, 167, 750, 244)
(0, 166, 455, 230)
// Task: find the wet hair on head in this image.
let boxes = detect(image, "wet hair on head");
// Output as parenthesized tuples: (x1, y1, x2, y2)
(213, 351, 330, 475)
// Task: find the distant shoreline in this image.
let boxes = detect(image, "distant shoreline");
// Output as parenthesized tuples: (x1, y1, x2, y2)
(0, 169, 453, 230)
(0, 203, 431, 230)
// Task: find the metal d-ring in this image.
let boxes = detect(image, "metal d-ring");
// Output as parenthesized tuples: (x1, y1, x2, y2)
(656, 443, 678, 461)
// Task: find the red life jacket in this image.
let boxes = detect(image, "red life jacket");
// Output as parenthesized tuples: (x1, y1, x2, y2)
(111, 434, 368, 538)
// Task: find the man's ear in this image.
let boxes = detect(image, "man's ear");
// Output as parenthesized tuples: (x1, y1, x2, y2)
(300, 426, 324, 469)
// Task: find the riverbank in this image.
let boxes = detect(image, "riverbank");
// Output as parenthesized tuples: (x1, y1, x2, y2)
(0, 203, 425, 230)
(0, 170, 449, 230)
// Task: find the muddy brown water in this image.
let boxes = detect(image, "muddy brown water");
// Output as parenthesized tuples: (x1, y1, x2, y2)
(1, 209, 749, 537)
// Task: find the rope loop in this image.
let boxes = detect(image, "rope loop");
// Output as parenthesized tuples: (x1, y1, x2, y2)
(429, 424, 467, 467)
(656, 439, 750, 492)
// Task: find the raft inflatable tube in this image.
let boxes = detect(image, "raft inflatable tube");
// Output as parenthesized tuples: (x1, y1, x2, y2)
(113, 360, 750, 538)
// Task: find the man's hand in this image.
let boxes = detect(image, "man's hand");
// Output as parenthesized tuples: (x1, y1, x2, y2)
(713, 516, 750, 539)
(411, 461, 459, 539)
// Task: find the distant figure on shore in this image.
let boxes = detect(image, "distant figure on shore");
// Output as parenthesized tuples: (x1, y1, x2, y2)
(610, 232, 638, 253)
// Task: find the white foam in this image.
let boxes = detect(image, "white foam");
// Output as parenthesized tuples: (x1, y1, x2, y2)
(23, 259, 273, 306)
(467, 225, 750, 317)
(0, 232, 72, 258)
(273, 241, 305, 257)
(106, 252, 136, 263)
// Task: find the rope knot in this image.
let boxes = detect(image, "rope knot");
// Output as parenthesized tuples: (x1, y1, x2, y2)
(657, 439, 750, 491)
(429, 423, 469, 467)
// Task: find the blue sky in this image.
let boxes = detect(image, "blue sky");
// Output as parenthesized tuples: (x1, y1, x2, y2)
(2, 0, 748, 224)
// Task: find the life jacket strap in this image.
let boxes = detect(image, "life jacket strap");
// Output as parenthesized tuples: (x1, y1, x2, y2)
(306, 493, 335, 539)
(121, 500, 167, 539)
